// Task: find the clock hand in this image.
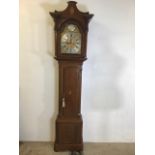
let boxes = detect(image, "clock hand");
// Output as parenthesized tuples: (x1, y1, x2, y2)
(67, 34, 70, 44)
(70, 33, 72, 44)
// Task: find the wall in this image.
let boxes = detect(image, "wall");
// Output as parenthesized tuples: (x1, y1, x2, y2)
(19, 0, 134, 142)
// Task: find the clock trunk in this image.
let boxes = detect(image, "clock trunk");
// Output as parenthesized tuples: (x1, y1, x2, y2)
(54, 61, 83, 151)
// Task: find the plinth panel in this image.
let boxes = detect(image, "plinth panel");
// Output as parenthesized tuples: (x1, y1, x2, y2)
(54, 117, 83, 151)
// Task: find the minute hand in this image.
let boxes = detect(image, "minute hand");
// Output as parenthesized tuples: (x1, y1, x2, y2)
(70, 33, 73, 44)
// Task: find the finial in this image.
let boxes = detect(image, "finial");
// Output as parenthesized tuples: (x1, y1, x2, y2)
(67, 1, 77, 5)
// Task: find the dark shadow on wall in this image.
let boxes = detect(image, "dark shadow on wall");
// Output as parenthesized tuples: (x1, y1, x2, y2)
(82, 20, 125, 112)
(82, 20, 126, 140)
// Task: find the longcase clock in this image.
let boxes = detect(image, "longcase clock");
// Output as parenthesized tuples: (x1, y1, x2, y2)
(50, 1, 93, 153)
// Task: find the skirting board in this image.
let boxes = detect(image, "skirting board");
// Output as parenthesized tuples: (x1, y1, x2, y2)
(19, 142, 135, 155)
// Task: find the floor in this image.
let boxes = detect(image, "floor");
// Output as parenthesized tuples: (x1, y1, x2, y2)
(19, 142, 135, 155)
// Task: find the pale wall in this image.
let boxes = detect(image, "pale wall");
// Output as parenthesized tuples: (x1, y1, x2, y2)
(19, 0, 134, 142)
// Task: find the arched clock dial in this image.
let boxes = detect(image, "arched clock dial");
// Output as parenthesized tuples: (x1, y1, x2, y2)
(61, 24, 81, 54)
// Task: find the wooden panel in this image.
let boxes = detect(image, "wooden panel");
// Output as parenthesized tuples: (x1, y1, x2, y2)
(63, 66, 80, 116)
(55, 118, 83, 148)
(59, 62, 82, 117)
(57, 123, 81, 144)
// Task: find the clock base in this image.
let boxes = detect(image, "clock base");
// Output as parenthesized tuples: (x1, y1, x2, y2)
(54, 116, 83, 152)
(54, 143, 83, 152)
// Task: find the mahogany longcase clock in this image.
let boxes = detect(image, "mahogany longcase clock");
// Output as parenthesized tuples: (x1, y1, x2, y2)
(50, 1, 93, 153)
